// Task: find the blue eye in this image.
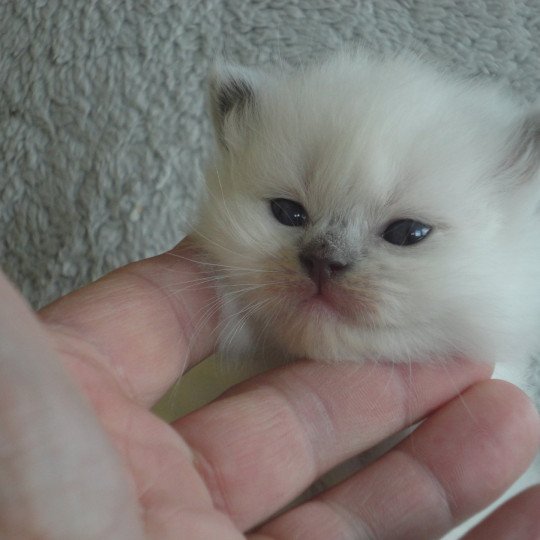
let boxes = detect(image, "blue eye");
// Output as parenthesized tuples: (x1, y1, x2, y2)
(382, 219, 432, 246)
(270, 198, 308, 227)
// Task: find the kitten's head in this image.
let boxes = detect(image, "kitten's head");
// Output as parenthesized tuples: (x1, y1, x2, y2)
(196, 50, 540, 365)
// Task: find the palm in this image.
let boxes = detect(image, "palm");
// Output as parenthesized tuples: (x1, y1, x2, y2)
(65, 360, 241, 539)
(1, 240, 538, 539)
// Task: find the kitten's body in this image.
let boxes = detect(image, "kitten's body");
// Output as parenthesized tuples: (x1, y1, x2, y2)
(195, 50, 540, 538)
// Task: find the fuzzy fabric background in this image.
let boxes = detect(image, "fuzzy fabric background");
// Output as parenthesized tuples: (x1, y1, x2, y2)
(1, 1, 540, 406)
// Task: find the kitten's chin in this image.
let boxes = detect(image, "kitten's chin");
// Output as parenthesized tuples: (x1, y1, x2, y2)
(263, 297, 373, 363)
(275, 314, 371, 363)
(294, 280, 370, 322)
(266, 300, 443, 364)
(274, 318, 414, 364)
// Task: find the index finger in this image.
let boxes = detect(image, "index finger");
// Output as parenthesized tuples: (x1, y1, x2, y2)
(175, 358, 493, 531)
(40, 238, 220, 405)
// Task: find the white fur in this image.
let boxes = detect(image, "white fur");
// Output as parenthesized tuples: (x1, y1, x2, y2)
(195, 50, 540, 536)
(198, 50, 540, 370)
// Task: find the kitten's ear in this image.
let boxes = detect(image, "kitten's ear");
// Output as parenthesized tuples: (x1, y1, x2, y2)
(499, 109, 540, 212)
(209, 64, 260, 150)
(503, 110, 540, 185)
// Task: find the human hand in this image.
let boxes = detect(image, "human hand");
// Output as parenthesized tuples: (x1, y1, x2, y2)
(0, 239, 538, 539)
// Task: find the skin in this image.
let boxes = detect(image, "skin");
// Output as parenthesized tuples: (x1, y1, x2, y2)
(0, 239, 538, 539)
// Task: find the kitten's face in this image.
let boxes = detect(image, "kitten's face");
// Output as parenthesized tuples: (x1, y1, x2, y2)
(197, 52, 540, 364)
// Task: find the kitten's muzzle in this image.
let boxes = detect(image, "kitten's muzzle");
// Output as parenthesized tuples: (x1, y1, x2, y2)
(299, 252, 351, 287)
(299, 230, 354, 288)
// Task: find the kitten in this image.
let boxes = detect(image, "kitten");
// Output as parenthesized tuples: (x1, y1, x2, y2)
(194, 49, 540, 537)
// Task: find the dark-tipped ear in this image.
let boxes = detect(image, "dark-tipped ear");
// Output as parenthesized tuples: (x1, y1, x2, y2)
(498, 110, 540, 215)
(209, 64, 259, 150)
(503, 110, 540, 184)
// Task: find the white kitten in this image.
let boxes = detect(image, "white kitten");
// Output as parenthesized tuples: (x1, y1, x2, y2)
(195, 49, 540, 537)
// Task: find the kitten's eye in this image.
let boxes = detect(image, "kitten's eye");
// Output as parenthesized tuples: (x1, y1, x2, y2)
(382, 219, 432, 246)
(270, 198, 308, 227)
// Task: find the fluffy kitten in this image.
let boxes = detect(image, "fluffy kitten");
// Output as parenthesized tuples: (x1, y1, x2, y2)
(194, 49, 540, 537)
(197, 50, 540, 375)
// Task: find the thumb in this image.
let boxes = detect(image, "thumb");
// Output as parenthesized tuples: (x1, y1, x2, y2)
(0, 272, 144, 540)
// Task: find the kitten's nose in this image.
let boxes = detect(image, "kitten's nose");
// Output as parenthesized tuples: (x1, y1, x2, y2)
(299, 253, 350, 284)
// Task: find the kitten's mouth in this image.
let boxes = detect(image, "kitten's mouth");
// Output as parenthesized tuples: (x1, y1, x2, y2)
(298, 281, 357, 320)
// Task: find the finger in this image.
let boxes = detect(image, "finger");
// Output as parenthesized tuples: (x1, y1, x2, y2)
(39, 238, 220, 405)
(462, 484, 540, 540)
(253, 380, 540, 540)
(0, 272, 144, 539)
(174, 357, 491, 531)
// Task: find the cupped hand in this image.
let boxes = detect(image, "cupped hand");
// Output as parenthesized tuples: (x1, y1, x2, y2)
(0, 239, 538, 539)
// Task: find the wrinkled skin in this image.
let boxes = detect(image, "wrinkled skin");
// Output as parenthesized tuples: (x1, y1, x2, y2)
(0, 239, 538, 539)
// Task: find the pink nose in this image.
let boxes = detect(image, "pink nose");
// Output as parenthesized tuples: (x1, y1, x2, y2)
(299, 254, 349, 285)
